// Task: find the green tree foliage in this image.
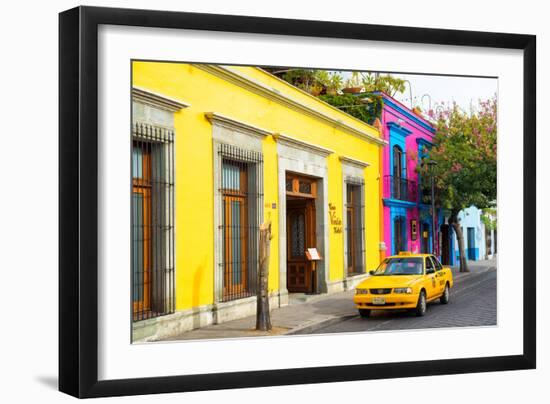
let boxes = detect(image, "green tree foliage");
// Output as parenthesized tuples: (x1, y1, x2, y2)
(481, 208, 497, 231)
(419, 97, 497, 271)
(281, 69, 318, 93)
(361, 73, 406, 97)
(318, 93, 384, 125)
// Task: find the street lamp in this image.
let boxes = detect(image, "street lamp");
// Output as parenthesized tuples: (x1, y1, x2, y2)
(428, 161, 438, 255)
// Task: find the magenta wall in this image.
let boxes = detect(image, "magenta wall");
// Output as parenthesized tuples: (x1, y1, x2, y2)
(379, 93, 436, 255)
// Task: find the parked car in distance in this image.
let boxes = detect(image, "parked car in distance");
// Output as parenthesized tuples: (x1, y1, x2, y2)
(353, 252, 453, 317)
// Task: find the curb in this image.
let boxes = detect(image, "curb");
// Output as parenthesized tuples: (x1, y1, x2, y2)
(285, 314, 356, 335)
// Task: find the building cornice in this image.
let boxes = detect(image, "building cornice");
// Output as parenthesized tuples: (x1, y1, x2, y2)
(379, 94, 436, 134)
(193, 64, 387, 147)
(132, 86, 190, 112)
(416, 137, 434, 147)
(204, 112, 271, 138)
(339, 155, 371, 168)
(387, 121, 413, 137)
(273, 133, 334, 157)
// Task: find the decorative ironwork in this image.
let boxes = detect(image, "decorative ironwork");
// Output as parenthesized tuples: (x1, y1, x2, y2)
(345, 179, 365, 276)
(218, 144, 263, 302)
(132, 122, 175, 322)
(298, 180, 312, 194)
(385, 175, 418, 202)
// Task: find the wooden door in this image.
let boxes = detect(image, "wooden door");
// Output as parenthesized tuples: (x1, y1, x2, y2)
(287, 200, 316, 293)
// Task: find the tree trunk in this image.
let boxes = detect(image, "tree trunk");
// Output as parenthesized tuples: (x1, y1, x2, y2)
(256, 221, 272, 331)
(449, 211, 469, 273)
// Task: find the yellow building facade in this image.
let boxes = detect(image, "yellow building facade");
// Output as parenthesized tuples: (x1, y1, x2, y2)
(131, 62, 386, 341)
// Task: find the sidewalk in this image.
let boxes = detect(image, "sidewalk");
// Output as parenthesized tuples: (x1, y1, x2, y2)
(164, 258, 497, 342)
(451, 257, 497, 278)
(165, 291, 357, 341)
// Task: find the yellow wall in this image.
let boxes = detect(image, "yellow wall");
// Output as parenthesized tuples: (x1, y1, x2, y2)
(132, 61, 383, 311)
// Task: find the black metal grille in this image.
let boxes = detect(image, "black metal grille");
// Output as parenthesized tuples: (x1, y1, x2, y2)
(385, 175, 418, 202)
(219, 144, 263, 302)
(132, 122, 175, 322)
(345, 177, 365, 276)
(370, 288, 392, 295)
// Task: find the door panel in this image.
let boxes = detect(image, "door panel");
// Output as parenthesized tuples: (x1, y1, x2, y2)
(467, 227, 476, 260)
(394, 216, 406, 254)
(424, 256, 438, 299)
(287, 199, 316, 293)
(440, 224, 450, 265)
(431, 255, 445, 295)
(421, 222, 430, 253)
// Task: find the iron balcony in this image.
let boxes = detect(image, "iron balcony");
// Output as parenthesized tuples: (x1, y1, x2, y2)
(384, 175, 418, 203)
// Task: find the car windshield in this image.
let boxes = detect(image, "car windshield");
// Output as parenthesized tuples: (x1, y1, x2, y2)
(372, 257, 423, 275)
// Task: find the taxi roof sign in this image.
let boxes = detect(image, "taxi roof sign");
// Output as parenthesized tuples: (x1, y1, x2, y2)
(398, 251, 412, 255)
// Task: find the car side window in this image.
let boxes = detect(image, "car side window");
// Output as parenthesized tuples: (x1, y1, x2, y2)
(425, 257, 435, 273)
(432, 255, 443, 271)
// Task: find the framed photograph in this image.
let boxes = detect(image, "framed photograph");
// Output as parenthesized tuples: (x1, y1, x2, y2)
(59, 6, 536, 398)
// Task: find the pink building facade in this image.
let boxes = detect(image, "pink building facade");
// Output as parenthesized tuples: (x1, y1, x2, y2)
(379, 93, 453, 264)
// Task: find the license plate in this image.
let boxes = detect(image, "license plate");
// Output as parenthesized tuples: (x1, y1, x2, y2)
(372, 297, 386, 305)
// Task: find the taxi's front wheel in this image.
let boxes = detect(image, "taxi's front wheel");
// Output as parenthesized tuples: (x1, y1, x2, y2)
(414, 291, 427, 317)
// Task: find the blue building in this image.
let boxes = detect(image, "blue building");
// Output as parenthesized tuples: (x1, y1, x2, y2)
(450, 206, 496, 263)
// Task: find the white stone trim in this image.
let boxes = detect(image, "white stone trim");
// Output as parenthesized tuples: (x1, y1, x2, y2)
(343, 272, 371, 291)
(273, 133, 334, 157)
(132, 86, 190, 112)
(341, 162, 367, 279)
(193, 64, 387, 147)
(205, 112, 272, 139)
(277, 144, 330, 303)
(339, 155, 371, 169)
(132, 304, 215, 342)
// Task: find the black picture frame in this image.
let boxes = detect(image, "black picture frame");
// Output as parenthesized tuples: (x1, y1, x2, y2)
(59, 5, 536, 398)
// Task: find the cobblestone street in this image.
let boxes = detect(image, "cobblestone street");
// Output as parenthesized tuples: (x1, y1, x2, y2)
(294, 263, 497, 335)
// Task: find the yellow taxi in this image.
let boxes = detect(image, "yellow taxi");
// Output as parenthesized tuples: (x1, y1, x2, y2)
(354, 252, 454, 317)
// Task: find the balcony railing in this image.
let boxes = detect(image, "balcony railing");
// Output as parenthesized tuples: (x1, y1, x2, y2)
(385, 175, 418, 203)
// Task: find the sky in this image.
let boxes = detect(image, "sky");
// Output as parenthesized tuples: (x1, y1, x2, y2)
(339, 71, 497, 114)
(390, 73, 497, 113)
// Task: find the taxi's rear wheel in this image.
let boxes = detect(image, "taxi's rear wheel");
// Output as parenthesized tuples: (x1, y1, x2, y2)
(359, 309, 371, 318)
(440, 283, 450, 305)
(415, 291, 427, 317)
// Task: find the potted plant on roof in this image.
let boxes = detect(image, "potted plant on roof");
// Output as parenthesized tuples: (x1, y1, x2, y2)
(326, 72, 343, 95)
(312, 71, 342, 96)
(342, 72, 363, 94)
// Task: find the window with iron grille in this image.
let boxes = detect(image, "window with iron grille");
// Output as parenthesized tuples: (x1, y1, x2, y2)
(345, 178, 365, 276)
(218, 144, 263, 302)
(132, 122, 175, 321)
